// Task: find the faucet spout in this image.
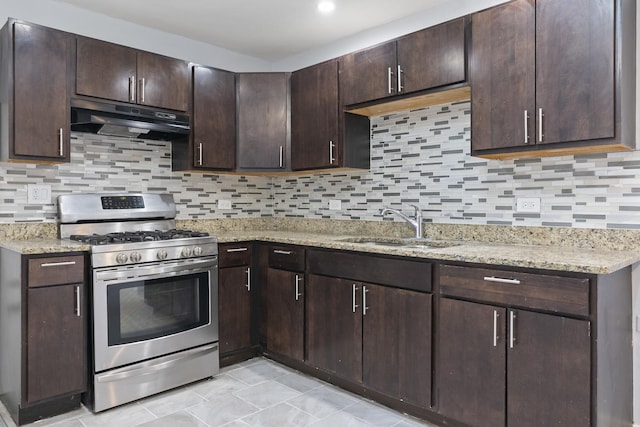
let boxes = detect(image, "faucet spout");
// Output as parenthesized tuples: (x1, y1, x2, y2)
(380, 205, 423, 238)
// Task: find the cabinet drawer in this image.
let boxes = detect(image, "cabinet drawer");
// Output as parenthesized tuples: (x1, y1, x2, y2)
(28, 255, 85, 287)
(439, 265, 590, 316)
(308, 249, 431, 292)
(219, 243, 252, 268)
(268, 245, 305, 272)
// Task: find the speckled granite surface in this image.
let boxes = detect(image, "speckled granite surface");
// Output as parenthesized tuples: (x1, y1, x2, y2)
(2, 219, 639, 274)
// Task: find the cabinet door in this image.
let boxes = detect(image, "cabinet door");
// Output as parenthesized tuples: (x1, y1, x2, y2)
(76, 37, 137, 103)
(470, 0, 535, 152)
(13, 22, 70, 160)
(397, 18, 466, 94)
(291, 60, 339, 170)
(218, 266, 251, 354)
(507, 310, 591, 426)
(362, 285, 432, 408)
(340, 42, 397, 106)
(193, 66, 236, 170)
(236, 73, 288, 170)
(306, 274, 362, 383)
(535, 0, 614, 144)
(137, 51, 189, 112)
(266, 268, 304, 361)
(438, 298, 506, 427)
(26, 284, 85, 403)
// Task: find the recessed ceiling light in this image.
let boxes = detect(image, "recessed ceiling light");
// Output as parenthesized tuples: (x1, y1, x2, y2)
(317, 0, 336, 14)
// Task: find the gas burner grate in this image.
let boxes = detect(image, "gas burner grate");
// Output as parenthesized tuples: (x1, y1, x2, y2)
(69, 229, 209, 245)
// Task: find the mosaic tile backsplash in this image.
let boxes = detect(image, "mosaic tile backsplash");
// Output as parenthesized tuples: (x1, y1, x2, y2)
(1, 99, 640, 229)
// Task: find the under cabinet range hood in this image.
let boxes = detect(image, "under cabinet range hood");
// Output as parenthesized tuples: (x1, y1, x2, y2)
(70, 98, 190, 141)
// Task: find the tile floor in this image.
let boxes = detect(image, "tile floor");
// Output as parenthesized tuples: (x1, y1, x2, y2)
(0, 358, 437, 427)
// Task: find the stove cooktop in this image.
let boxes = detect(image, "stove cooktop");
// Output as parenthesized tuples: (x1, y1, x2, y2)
(69, 229, 210, 245)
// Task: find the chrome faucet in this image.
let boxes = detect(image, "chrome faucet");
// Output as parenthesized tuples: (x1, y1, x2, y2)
(380, 205, 423, 238)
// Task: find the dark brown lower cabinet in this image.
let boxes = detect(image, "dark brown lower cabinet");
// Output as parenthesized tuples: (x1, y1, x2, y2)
(438, 298, 590, 427)
(26, 284, 86, 404)
(306, 274, 432, 407)
(306, 275, 363, 382)
(362, 285, 432, 407)
(265, 268, 304, 361)
(218, 266, 252, 354)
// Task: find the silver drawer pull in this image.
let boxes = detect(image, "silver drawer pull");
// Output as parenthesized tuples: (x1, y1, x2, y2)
(226, 248, 248, 253)
(483, 276, 521, 285)
(41, 261, 77, 267)
(273, 250, 292, 255)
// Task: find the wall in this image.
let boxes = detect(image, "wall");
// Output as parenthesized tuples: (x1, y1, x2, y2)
(0, 133, 271, 223)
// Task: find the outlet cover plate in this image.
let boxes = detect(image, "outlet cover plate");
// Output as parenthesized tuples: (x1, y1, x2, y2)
(27, 184, 51, 205)
(516, 197, 541, 213)
(329, 200, 342, 211)
(217, 199, 232, 210)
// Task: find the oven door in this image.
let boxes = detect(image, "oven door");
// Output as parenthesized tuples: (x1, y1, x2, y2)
(93, 256, 218, 372)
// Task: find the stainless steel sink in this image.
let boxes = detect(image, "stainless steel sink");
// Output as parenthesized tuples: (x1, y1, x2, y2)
(338, 236, 459, 249)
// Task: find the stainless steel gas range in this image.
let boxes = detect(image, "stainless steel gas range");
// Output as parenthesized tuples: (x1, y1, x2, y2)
(58, 193, 219, 412)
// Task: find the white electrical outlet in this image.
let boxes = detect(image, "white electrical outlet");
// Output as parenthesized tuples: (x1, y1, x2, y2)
(217, 199, 232, 210)
(27, 184, 51, 205)
(516, 197, 541, 213)
(329, 199, 342, 211)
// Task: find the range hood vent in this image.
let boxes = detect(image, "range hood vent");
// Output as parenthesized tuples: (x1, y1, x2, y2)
(71, 98, 190, 141)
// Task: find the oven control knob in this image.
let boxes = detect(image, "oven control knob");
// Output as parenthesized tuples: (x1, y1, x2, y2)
(130, 252, 142, 263)
(157, 250, 168, 260)
(116, 253, 128, 264)
(181, 247, 192, 257)
(193, 246, 203, 256)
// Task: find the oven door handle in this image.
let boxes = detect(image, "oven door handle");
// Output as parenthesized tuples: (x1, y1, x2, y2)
(96, 343, 218, 383)
(94, 258, 217, 284)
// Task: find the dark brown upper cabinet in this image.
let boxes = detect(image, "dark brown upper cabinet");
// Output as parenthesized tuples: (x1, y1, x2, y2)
(1, 20, 71, 162)
(172, 65, 236, 171)
(76, 37, 189, 112)
(340, 17, 467, 108)
(291, 59, 339, 170)
(471, 0, 636, 159)
(290, 59, 371, 172)
(236, 73, 290, 171)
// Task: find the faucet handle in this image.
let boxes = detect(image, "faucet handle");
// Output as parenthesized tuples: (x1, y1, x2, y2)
(410, 204, 421, 215)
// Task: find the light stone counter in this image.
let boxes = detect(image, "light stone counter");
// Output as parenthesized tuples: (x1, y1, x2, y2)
(1, 219, 639, 274)
(0, 238, 90, 255)
(213, 231, 640, 275)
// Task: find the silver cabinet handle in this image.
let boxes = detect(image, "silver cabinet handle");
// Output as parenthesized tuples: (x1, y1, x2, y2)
(40, 261, 76, 267)
(509, 311, 516, 349)
(245, 267, 251, 292)
(59, 128, 64, 156)
(129, 76, 136, 102)
(523, 110, 529, 144)
(140, 77, 146, 103)
(197, 143, 203, 166)
(483, 276, 521, 285)
(329, 141, 335, 165)
(226, 248, 248, 253)
(273, 250, 292, 255)
(397, 65, 403, 93)
(352, 284, 359, 313)
(387, 67, 394, 94)
(279, 145, 284, 168)
(362, 286, 369, 316)
(538, 108, 544, 142)
(493, 310, 499, 347)
(295, 274, 302, 301)
(75, 285, 81, 317)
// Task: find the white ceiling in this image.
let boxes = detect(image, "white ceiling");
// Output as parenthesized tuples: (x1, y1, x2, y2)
(52, 0, 451, 61)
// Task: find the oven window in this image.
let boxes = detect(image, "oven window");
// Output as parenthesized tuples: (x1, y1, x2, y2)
(106, 272, 210, 345)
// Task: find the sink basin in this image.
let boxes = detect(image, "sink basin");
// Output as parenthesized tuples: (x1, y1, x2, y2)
(338, 236, 459, 249)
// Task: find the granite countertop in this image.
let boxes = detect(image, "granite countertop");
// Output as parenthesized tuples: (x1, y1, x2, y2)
(214, 231, 640, 275)
(2, 231, 639, 275)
